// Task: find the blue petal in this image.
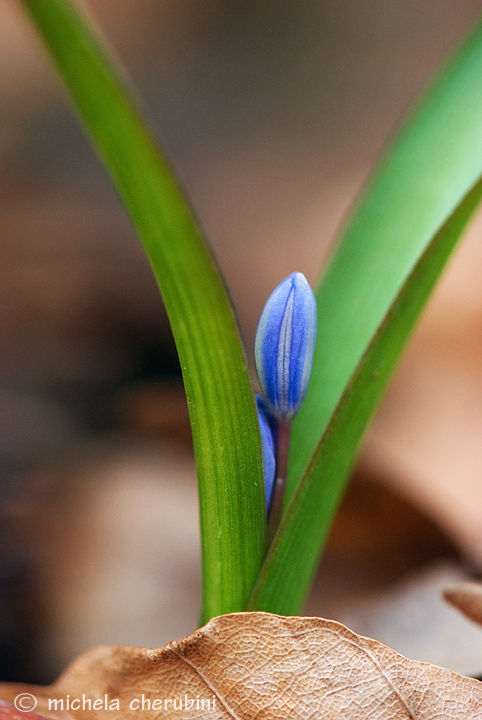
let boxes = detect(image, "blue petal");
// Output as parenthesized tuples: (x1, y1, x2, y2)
(256, 394, 276, 509)
(255, 272, 317, 420)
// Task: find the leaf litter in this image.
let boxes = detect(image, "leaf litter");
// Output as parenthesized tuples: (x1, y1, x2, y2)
(0, 612, 481, 719)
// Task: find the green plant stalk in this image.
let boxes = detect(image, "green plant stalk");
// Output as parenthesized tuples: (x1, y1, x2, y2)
(249, 175, 482, 615)
(267, 419, 291, 545)
(288, 15, 482, 503)
(18, 0, 265, 622)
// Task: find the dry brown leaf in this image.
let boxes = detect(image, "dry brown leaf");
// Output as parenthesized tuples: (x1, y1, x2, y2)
(0, 612, 481, 719)
(444, 582, 482, 629)
(337, 562, 482, 678)
(0, 704, 50, 720)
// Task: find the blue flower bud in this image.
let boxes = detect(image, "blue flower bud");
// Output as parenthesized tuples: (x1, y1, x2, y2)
(256, 394, 276, 508)
(255, 272, 317, 420)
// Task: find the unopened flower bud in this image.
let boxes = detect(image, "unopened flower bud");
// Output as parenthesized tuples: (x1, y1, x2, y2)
(256, 394, 276, 508)
(255, 272, 316, 420)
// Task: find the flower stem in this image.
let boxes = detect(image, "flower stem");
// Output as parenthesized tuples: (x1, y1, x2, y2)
(267, 419, 291, 544)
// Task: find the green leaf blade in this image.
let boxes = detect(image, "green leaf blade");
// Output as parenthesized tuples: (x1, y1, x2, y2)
(250, 174, 482, 615)
(18, 0, 265, 622)
(288, 16, 482, 497)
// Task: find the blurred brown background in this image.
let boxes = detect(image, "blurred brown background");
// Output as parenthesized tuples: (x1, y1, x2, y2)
(1, 0, 482, 683)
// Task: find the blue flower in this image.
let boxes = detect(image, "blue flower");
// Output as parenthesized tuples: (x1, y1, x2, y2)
(256, 394, 276, 509)
(255, 272, 317, 420)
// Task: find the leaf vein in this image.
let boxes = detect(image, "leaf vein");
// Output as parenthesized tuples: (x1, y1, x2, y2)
(171, 647, 247, 720)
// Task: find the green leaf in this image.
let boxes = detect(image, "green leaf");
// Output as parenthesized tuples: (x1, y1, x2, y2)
(253, 13, 482, 614)
(18, 0, 265, 622)
(249, 173, 482, 615)
(288, 15, 482, 499)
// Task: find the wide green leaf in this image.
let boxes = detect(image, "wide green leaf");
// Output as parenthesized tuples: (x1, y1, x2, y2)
(18, 0, 265, 622)
(288, 15, 482, 500)
(249, 174, 482, 614)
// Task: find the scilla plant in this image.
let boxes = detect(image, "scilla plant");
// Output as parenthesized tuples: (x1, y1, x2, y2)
(255, 272, 317, 540)
(16, 1, 482, 624)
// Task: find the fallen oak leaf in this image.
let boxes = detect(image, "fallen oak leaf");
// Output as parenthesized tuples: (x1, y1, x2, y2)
(444, 582, 482, 629)
(0, 612, 481, 719)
